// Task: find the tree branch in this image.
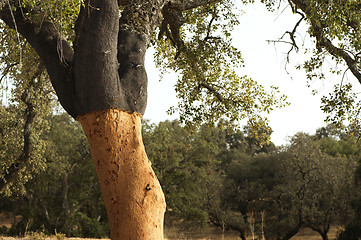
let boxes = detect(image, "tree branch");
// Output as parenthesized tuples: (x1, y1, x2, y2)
(291, 0, 361, 83)
(199, 82, 224, 102)
(158, 2, 185, 51)
(267, 9, 305, 63)
(203, 9, 217, 42)
(315, 31, 361, 82)
(0, 63, 18, 83)
(0, 3, 80, 118)
(0, 67, 41, 192)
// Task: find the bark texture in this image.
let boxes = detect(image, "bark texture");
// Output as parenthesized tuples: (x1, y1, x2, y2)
(77, 109, 166, 240)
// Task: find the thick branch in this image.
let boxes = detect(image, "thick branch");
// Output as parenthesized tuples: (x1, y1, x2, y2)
(113, 0, 168, 115)
(199, 82, 224, 102)
(158, 2, 185, 51)
(291, 0, 361, 83)
(316, 32, 361, 82)
(0, 4, 79, 118)
(73, 0, 165, 116)
(120, 0, 167, 36)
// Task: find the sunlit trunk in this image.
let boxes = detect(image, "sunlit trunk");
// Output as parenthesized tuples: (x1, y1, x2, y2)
(77, 109, 166, 239)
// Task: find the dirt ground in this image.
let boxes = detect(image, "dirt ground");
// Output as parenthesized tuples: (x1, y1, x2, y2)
(0, 213, 22, 229)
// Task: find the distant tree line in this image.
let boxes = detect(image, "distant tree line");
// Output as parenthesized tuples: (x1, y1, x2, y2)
(143, 121, 360, 240)
(1, 110, 361, 239)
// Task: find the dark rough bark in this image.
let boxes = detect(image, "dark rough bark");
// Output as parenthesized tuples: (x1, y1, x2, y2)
(0, 6, 78, 117)
(73, 0, 123, 116)
(0, 1, 171, 118)
(117, 30, 148, 114)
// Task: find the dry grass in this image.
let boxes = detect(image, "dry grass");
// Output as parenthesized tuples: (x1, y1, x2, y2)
(0, 219, 340, 240)
(164, 225, 340, 240)
(291, 226, 339, 240)
(0, 227, 340, 240)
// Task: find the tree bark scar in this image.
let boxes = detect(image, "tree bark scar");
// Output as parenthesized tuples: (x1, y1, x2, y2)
(76, 108, 166, 240)
(143, 183, 152, 204)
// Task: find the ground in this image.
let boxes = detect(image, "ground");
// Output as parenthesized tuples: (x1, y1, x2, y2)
(0, 212, 340, 239)
(0, 226, 340, 240)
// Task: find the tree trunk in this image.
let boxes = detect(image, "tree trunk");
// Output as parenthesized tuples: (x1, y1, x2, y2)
(320, 232, 329, 240)
(77, 108, 166, 239)
(309, 226, 329, 240)
(239, 230, 246, 240)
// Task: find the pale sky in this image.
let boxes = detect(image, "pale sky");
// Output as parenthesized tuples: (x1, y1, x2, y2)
(144, 2, 359, 146)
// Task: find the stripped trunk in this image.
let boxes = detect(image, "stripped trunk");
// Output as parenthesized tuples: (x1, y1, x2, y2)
(77, 109, 166, 239)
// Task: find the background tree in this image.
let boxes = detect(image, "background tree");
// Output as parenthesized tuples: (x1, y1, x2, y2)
(143, 120, 224, 228)
(281, 133, 357, 240)
(1, 115, 359, 239)
(0, 113, 108, 237)
(265, 0, 361, 236)
(213, 131, 358, 240)
(205, 123, 275, 239)
(0, 46, 53, 195)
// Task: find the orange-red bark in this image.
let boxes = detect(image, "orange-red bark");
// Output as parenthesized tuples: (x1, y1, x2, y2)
(77, 109, 166, 240)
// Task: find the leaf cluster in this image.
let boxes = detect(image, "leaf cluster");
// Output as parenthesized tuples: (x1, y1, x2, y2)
(154, 1, 288, 140)
(321, 83, 361, 138)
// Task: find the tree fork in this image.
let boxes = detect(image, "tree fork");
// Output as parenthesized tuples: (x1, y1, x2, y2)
(76, 108, 166, 240)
